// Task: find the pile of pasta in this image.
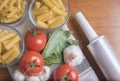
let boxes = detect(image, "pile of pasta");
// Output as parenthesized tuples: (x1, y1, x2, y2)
(32, 0, 67, 29)
(0, 0, 26, 23)
(0, 29, 20, 65)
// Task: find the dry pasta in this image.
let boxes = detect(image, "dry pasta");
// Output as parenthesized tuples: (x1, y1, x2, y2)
(0, 29, 20, 65)
(32, 0, 67, 29)
(0, 32, 16, 42)
(4, 35, 20, 50)
(5, 46, 19, 64)
(0, 56, 2, 63)
(35, 1, 41, 9)
(50, 0, 60, 8)
(47, 16, 63, 25)
(42, 0, 54, 8)
(32, 6, 49, 16)
(0, 0, 10, 11)
(57, 0, 66, 11)
(0, 0, 26, 23)
(1, 47, 15, 61)
(52, 7, 64, 15)
(2, 40, 10, 45)
(0, 42, 2, 55)
(50, 17, 64, 28)
(37, 20, 49, 28)
(37, 11, 53, 21)
(0, 30, 8, 37)
(18, 0, 22, 9)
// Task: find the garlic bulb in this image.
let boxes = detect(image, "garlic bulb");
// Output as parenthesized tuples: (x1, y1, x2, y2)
(38, 66, 51, 81)
(13, 69, 25, 81)
(63, 45, 84, 66)
(26, 76, 40, 81)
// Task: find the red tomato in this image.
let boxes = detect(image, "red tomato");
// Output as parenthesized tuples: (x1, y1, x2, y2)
(25, 28, 47, 52)
(54, 64, 78, 81)
(19, 51, 44, 76)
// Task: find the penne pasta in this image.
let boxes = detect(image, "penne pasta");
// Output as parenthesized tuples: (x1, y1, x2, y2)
(0, 0, 26, 23)
(0, 29, 20, 65)
(0, 56, 4, 64)
(14, 43, 20, 52)
(50, 0, 60, 8)
(0, 56, 2, 63)
(3, 17, 18, 23)
(0, 32, 16, 42)
(42, 0, 54, 8)
(39, 5, 49, 10)
(1, 47, 15, 61)
(47, 16, 63, 25)
(3, 29, 9, 34)
(9, 0, 16, 8)
(57, 0, 66, 11)
(0, 30, 8, 37)
(52, 7, 64, 15)
(32, 6, 49, 16)
(35, 1, 41, 9)
(0, 31, 5, 37)
(5, 47, 19, 64)
(2, 39, 10, 45)
(37, 20, 49, 28)
(5, 35, 20, 50)
(0, 0, 10, 11)
(37, 11, 53, 21)
(50, 17, 64, 28)
(32, 0, 67, 29)
(18, 0, 22, 9)
(7, 8, 18, 18)
(0, 42, 2, 55)
(42, 15, 53, 22)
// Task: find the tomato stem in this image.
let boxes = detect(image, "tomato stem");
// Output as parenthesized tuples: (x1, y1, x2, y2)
(30, 28, 37, 36)
(60, 70, 72, 81)
(28, 59, 40, 72)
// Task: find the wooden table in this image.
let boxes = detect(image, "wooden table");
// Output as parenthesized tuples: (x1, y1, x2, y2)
(0, 0, 120, 81)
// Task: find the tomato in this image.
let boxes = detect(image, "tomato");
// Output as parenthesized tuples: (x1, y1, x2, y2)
(25, 28, 47, 52)
(19, 51, 44, 76)
(54, 64, 78, 81)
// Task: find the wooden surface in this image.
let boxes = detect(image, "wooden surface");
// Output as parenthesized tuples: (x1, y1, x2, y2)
(0, 0, 120, 81)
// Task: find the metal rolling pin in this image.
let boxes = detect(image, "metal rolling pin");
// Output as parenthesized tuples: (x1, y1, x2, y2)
(75, 12, 120, 80)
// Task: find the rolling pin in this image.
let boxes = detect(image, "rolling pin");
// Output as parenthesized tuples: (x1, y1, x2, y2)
(75, 12, 120, 80)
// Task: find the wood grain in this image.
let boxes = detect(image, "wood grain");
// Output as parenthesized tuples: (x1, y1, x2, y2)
(0, 0, 120, 81)
(68, 0, 120, 81)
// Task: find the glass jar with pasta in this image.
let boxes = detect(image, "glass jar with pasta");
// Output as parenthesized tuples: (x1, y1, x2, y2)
(29, 0, 70, 31)
(0, 0, 28, 27)
(0, 24, 24, 68)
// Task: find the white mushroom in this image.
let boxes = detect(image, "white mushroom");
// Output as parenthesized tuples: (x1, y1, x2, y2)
(38, 66, 51, 81)
(63, 45, 84, 66)
(26, 76, 40, 81)
(13, 69, 25, 81)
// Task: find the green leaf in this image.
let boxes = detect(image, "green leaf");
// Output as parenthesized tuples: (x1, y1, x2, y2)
(42, 30, 78, 66)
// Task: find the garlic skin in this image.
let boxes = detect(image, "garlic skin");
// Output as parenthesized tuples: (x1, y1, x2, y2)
(13, 69, 25, 81)
(26, 76, 40, 81)
(63, 45, 84, 66)
(38, 66, 51, 81)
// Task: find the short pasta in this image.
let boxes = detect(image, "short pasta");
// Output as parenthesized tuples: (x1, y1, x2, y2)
(0, 29, 20, 65)
(32, 0, 67, 29)
(0, 0, 26, 23)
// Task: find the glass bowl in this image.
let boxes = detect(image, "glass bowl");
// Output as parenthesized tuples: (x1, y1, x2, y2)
(28, 0, 70, 31)
(0, 24, 24, 68)
(0, 0, 28, 27)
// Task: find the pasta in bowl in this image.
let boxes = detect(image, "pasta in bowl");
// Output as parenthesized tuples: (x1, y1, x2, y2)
(29, 0, 70, 31)
(0, 0, 28, 26)
(0, 24, 24, 68)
